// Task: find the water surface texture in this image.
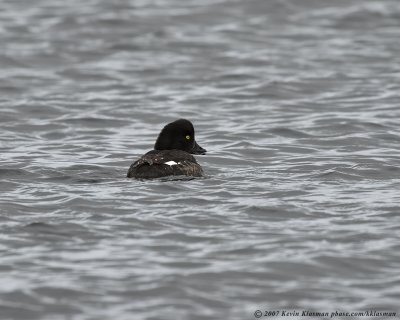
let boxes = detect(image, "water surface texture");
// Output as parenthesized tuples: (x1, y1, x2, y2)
(1, 0, 400, 319)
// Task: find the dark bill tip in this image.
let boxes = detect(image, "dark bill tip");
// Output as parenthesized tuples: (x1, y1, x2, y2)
(191, 141, 207, 155)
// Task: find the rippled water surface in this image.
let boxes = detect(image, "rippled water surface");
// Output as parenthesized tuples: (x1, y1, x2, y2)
(1, 0, 400, 319)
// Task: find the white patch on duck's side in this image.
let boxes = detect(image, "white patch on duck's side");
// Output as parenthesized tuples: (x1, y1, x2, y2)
(164, 161, 179, 166)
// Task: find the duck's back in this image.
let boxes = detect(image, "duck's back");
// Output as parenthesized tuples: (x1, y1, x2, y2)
(127, 149, 203, 179)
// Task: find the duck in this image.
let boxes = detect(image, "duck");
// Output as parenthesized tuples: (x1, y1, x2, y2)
(127, 119, 206, 179)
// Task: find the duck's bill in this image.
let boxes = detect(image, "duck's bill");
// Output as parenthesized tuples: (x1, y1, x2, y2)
(191, 141, 207, 155)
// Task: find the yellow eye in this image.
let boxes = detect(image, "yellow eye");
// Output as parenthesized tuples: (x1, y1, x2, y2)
(185, 135, 191, 140)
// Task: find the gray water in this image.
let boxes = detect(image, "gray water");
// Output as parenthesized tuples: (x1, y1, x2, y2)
(1, 0, 400, 319)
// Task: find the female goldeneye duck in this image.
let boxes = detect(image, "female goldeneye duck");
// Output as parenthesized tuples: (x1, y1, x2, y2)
(127, 119, 206, 179)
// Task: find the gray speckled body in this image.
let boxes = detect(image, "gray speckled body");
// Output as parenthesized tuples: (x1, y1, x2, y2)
(127, 149, 203, 179)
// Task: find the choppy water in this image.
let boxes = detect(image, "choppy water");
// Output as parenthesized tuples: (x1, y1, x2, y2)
(1, 0, 400, 319)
